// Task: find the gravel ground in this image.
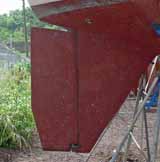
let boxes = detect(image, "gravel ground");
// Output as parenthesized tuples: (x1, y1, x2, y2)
(0, 98, 160, 162)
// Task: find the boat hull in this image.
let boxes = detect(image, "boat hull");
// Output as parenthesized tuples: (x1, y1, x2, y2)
(30, 0, 160, 152)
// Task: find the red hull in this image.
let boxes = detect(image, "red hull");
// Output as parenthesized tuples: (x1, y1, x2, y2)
(30, 1, 160, 152)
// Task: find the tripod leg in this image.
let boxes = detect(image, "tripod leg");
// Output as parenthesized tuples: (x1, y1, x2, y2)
(123, 75, 144, 162)
(151, 86, 160, 162)
(144, 108, 151, 162)
(109, 76, 159, 162)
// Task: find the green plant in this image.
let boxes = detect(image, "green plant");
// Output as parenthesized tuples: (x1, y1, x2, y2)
(0, 63, 34, 149)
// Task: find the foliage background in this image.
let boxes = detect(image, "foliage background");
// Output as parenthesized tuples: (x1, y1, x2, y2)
(0, 8, 58, 54)
(0, 6, 59, 149)
(0, 63, 34, 149)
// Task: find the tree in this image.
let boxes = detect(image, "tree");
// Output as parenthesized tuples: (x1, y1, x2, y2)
(0, 7, 52, 54)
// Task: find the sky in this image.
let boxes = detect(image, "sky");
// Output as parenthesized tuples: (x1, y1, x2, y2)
(0, 0, 29, 15)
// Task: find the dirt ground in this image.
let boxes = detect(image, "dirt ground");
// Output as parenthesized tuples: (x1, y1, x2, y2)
(0, 98, 159, 162)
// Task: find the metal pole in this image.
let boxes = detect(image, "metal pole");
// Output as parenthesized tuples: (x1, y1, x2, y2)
(123, 75, 144, 162)
(145, 56, 158, 92)
(109, 76, 159, 162)
(140, 108, 144, 148)
(151, 80, 160, 162)
(142, 74, 151, 162)
(130, 132, 148, 161)
(140, 74, 147, 149)
(143, 108, 151, 162)
(22, 0, 29, 57)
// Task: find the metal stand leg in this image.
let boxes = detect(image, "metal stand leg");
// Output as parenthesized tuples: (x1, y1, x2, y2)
(123, 75, 144, 162)
(109, 76, 159, 162)
(140, 74, 147, 149)
(142, 74, 151, 161)
(140, 108, 144, 149)
(143, 108, 151, 162)
(151, 87, 160, 162)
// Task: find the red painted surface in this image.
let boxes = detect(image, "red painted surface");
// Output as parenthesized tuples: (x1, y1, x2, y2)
(77, 31, 158, 152)
(133, 0, 160, 23)
(31, 0, 160, 25)
(31, 17, 159, 152)
(31, 28, 78, 151)
(42, 3, 148, 33)
(31, 1, 160, 27)
(30, 0, 160, 153)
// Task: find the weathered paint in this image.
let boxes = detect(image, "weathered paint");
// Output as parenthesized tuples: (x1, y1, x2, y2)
(29, 0, 160, 24)
(31, 29, 78, 151)
(133, 0, 160, 24)
(30, 0, 160, 153)
(31, 0, 127, 18)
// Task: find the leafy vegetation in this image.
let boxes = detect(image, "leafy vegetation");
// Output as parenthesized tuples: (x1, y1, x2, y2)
(0, 63, 34, 149)
(0, 8, 57, 53)
(0, 8, 39, 42)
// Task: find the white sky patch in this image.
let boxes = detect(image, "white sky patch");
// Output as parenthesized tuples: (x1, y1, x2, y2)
(0, 0, 29, 15)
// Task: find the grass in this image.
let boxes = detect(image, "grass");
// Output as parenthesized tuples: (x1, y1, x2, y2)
(0, 63, 35, 149)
